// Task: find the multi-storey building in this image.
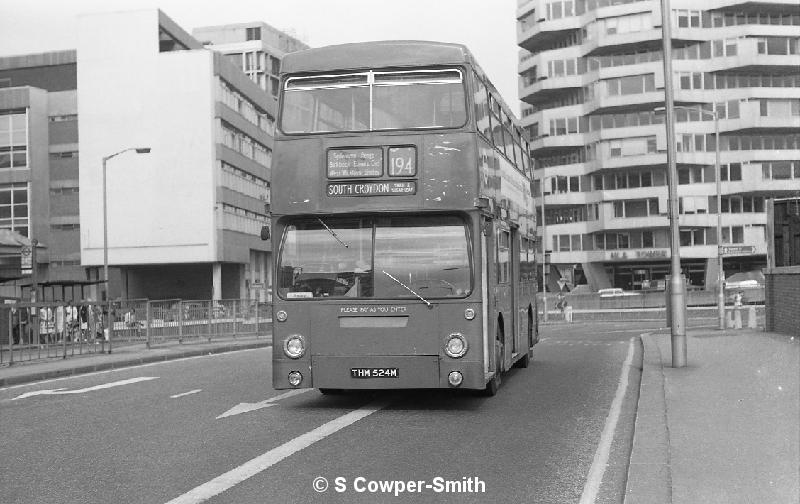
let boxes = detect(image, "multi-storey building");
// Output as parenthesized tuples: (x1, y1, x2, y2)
(192, 22, 309, 100)
(0, 50, 85, 300)
(77, 10, 303, 302)
(517, 0, 800, 292)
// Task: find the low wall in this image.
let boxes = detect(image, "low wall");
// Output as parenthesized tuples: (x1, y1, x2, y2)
(541, 287, 764, 311)
(765, 266, 800, 336)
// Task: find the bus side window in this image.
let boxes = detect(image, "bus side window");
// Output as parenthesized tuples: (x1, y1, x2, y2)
(473, 72, 491, 139)
(497, 229, 510, 284)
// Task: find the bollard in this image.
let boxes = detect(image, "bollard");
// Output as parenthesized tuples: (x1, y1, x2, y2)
(734, 307, 742, 329)
(726, 309, 734, 328)
(747, 305, 757, 329)
(565, 306, 573, 323)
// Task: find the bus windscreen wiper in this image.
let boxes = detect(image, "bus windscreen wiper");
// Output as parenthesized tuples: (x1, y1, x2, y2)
(381, 270, 432, 308)
(317, 218, 349, 248)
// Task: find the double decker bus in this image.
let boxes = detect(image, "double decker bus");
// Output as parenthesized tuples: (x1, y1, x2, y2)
(271, 41, 537, 395)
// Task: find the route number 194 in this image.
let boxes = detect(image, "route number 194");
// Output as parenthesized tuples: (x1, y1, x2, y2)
(388, 147, 416, 177)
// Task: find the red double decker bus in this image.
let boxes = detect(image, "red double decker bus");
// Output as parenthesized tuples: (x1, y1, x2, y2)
(271, 41, 537, 395)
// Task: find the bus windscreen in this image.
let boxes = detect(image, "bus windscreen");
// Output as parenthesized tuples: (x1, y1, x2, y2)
(278, 216, 471, 299)
(281, 69, 466, 134)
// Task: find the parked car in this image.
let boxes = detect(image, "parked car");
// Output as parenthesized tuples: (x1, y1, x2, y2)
(598, 288, 640, 298)
(724, 270, 764, 290)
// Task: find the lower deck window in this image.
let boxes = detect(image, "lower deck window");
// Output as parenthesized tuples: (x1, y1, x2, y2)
(278, 215, 471, 299)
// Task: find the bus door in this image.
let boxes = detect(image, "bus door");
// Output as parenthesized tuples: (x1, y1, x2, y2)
(495, 223, 515, 368)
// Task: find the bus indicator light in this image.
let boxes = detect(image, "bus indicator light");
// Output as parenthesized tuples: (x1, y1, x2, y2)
(464, 308, 475, 320)
(388, 147, 416, 177)
(276, 310, 288, 322)
(288, 371, 303, 387)
(448, 371, 463, 387)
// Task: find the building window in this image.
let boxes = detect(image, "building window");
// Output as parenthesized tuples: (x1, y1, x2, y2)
(246, 27, 261, 41)
(0, 183, 29, 236)
(0, 111, 28, 169)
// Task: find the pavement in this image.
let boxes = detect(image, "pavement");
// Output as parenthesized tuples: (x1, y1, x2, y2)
(0, 336, 272, 388)
(2, 324, 798, 504)
(625, 327, 800, 504)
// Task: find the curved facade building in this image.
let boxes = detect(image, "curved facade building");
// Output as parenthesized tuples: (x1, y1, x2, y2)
(517, 0, 800, 291)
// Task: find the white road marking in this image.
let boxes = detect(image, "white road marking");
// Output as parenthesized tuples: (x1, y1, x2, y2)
(216, 388, 313, 419)
(12, 376, 159, 400)
(166, 396, 393, 504)
(0, 347, 268, 393)
(579, 337, 636, 504)
(170, 389, 203, 399)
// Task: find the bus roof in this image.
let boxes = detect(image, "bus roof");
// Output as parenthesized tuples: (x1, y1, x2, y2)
(280, 40, 475, 75)
(280, 40, 522, 127)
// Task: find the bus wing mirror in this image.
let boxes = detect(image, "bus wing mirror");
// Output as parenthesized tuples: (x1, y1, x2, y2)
(260, 225, 271, 241)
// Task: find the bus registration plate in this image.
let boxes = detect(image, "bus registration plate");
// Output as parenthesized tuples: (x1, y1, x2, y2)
(350, 368, 399, 379)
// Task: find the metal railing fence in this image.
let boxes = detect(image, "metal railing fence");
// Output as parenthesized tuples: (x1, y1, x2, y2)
(1, 299, 271, 366)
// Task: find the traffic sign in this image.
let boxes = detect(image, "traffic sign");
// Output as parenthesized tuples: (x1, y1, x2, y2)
(20, 245, 32, 275)
(718, 245, 756, 257)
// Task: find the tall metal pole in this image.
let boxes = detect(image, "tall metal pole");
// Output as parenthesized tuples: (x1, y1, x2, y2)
(101, 147, 150, 354)
(714, 112, 725, 330)
(102, 155, 110, 353)
(102, 155, 109, 306)
(540, 173, 548, 322)
(660, 0, 687, 367)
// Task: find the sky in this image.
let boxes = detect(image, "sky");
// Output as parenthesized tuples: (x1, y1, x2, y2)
(0, 0, 521, 114)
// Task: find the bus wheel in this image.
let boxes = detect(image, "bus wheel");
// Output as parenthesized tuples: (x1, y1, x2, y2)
(483, 338, 503, 396)
(319, 388, 344, 395)
(514, 310, 534, 369)
(484, 374, 500, 396)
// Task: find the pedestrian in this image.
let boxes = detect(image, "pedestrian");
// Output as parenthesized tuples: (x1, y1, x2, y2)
(124, 307, 141, 337)
(11, 307, 20, 345)
(55, 304, 65, 342)
(65, 301, 79, 341)
(79, 303, 89, 341)
(733, 290, 744, 329)
(19, 307, 30, 345)
(39, 306, 54, 344)
(556, 291, 567, 313)
(92, 305, 105, 341)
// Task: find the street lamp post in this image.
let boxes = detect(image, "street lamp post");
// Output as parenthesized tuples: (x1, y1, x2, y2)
(712, 111, 724, 330)
(660, 0, 687, 367)
(102, 147, 150, 352)
(540, 171, 548, 322)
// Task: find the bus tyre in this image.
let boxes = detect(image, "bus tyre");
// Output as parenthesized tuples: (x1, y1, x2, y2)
(319, 388, 344, 395)
(484, 374, 500, 396)
(484, 340, 503, 396)
(514, 351, 530, 369)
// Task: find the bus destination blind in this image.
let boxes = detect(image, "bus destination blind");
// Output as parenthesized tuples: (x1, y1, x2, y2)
(327, 148, 383, 178)
(327, 181, 416, 197)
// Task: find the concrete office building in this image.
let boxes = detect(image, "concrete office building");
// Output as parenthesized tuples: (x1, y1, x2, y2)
(77, 10, 302, 302)
(517, 0, 800, 292)
(0, 50, 85, 300)
(192, 22, 309, 100)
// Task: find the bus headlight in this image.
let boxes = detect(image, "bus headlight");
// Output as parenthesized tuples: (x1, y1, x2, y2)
(288, 371, 303, 387)
(284, 334, 306, 359)
(444, 333, 468, 358)
(448, 371, 463, 387)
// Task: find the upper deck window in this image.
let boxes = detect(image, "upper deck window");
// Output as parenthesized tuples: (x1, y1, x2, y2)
(281, 68, 466, 134)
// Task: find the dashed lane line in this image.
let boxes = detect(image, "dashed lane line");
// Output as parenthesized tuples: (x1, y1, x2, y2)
(164, 395, 394, 504)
